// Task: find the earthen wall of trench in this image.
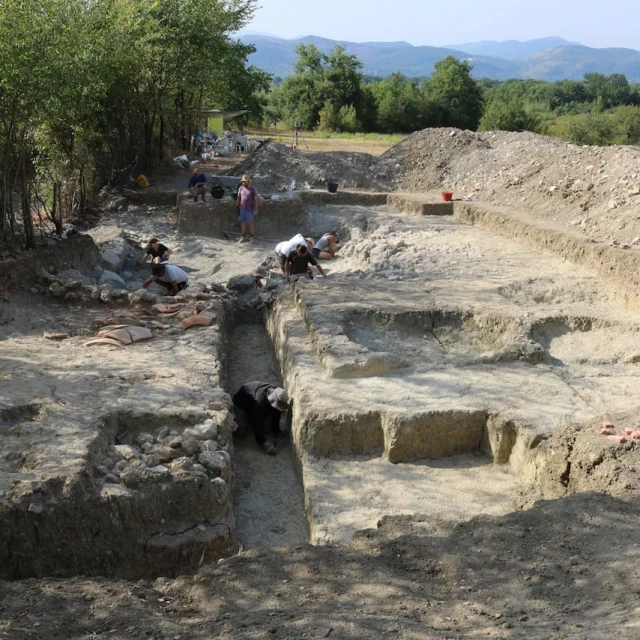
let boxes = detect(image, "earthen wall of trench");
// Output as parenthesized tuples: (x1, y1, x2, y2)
(0, 235, 100, 293)
(386, 194, 640, 313)
(176, 191, 388, 238)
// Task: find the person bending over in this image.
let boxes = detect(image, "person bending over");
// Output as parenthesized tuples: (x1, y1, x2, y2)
(232, 381, 289, 455)
(188, 168, 208, 202)
(311, 231, 340, 260)
(285, 244, 325, 279)
(275, 234, 314, 272)
(142, 263, 189, 296)
(138, 238, 173, 266)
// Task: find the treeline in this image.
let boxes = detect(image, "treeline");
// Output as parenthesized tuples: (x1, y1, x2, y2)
(264, 44, 640, 146)
(481, 75, 640, 145)
(0, 0, 267, 249)
(267, 45, 483, 134)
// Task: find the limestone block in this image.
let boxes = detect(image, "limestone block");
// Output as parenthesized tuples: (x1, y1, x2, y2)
(102, 249, 123, 272)
(155, 446, 174, 463)
(198, 450, 227, 473)
(113, 444, 140, 460)
(185, 420, 218, 440)
(120, 466, 144, 486)
(128, 289, 158, 305)
(99, 269, 126, 289)
(181, 437, 200, 456)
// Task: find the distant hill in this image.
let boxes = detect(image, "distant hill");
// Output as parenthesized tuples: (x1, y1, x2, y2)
(443, 37, 581, 60)
(238, 34, 640, 82)
(522, 45, 640, 81)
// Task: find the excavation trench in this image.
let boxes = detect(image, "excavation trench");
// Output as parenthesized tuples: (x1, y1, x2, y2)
(2, 194, 638, 581)
(228, 307, 523, 549)
(226, 320, 307, 549)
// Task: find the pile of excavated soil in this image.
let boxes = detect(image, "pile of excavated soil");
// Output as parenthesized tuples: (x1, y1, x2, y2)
(382, 128, 640, 244)
(232, 130, 640, 248)
(231, 141, 396, 193)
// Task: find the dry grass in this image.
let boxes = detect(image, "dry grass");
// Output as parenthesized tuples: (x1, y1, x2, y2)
(248, 129, 404, 157)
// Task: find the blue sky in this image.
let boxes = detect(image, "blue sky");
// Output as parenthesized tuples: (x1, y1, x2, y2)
(243, 0, 640, 50)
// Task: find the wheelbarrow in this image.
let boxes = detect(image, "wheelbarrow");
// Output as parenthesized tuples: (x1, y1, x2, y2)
(209, 175, 242, 200)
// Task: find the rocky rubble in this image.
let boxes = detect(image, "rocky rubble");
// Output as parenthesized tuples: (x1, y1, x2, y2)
(98, 414, 235, 488)
(231, 140, 396, 193)
(382, 127, 640, 244)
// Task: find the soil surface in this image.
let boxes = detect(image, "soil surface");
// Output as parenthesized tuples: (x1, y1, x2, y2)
(2, 131, 640, 638)
(1, 494, 638, 639)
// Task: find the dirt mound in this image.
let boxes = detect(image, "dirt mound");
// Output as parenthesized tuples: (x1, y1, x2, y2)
(382, 127, 640, 244)
(231, 141, 396, 193)
(234, 130, 640, 248)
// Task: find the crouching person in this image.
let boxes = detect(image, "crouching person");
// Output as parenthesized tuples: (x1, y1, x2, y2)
(285, 244, 325, 279)
(142, 263, 189, 296)
(232, 381, 289, 455)
(311, 231, 340, 260)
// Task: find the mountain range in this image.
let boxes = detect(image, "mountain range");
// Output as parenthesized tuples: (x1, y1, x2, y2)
(239, 34, 640, 82)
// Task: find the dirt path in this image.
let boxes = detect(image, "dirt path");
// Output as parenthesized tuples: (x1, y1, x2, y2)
(228, 323, 308, 550)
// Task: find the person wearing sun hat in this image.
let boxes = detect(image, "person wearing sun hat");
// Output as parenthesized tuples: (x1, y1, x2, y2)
(232, 381, 290, 455)
(235, 174, 259, 243)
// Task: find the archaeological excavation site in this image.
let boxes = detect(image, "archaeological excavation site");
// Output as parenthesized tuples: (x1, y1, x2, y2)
(1, 129, 639, 638)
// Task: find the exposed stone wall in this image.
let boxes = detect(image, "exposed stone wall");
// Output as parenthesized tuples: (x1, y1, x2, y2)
(177, 191, 388, 238)
(299, 190, 388, 206)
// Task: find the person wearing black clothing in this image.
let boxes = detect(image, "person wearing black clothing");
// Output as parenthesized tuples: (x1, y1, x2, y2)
(284, 245, 326, 278)
(138, 238, 172, 266)
(232, 381, 289, 455)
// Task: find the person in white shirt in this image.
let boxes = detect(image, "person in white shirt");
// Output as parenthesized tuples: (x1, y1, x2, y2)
(275, 234, 314, 272)
(142, 263, 189, 296)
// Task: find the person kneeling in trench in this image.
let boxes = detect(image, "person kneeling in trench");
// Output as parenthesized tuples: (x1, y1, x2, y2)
(232, 381, 289, 455)
(311, 231, 340, 260)
(142, 263, 189, 296)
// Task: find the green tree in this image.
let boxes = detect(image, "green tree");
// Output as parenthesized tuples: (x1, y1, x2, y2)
(0, 0, 263, 249)
(275, 44, 366, 131)
(550, 112, 615, 145)
(276, 44, 326, 128)
(479, 100, 538, 132)
(612, 105, 640, 144)
(428, 57, 484, 130)
(368, 73, 430, 133)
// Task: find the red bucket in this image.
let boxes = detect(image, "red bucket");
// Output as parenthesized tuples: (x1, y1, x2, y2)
(441, 191, 453, 202)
